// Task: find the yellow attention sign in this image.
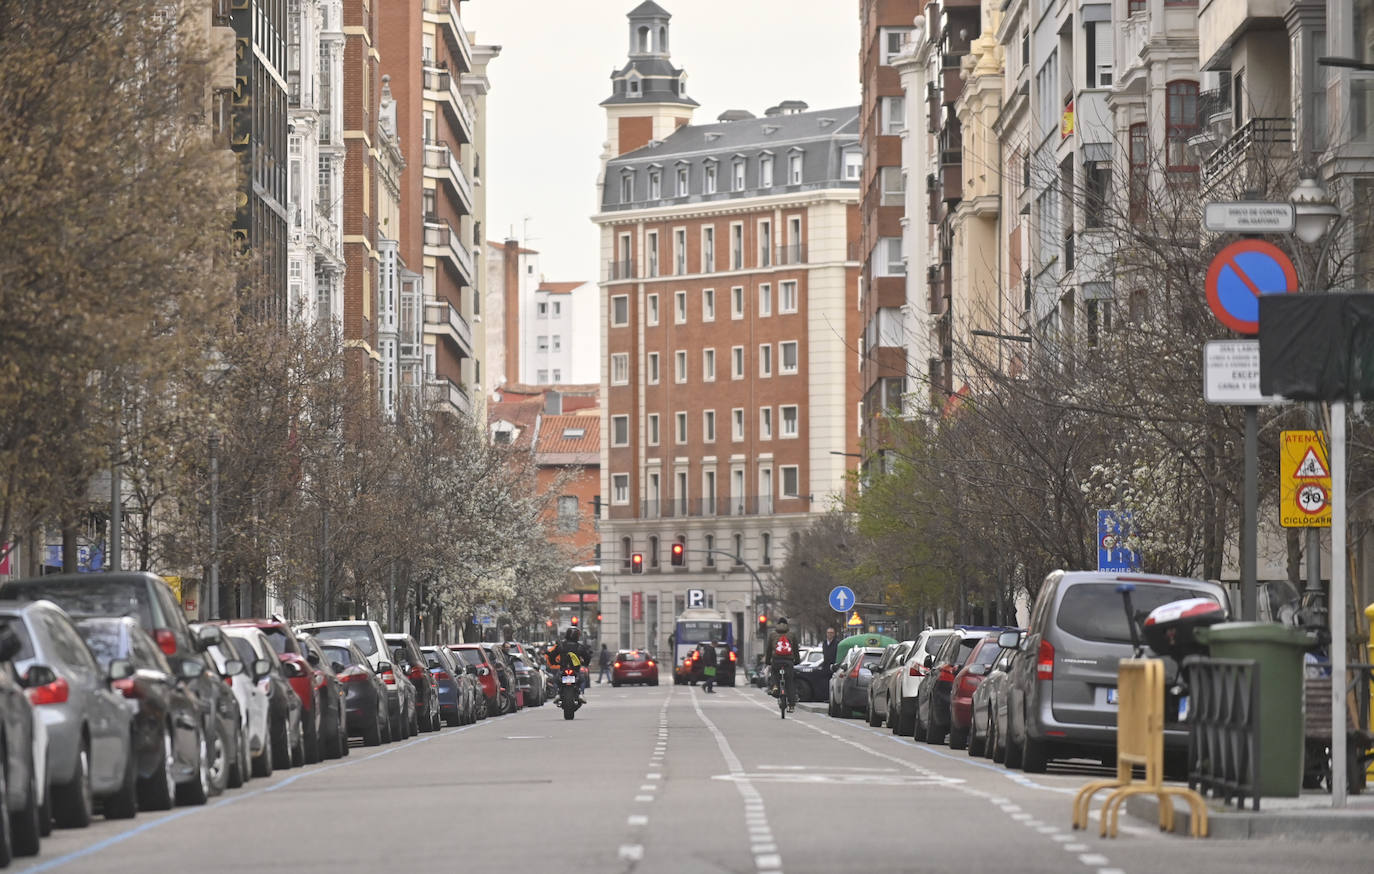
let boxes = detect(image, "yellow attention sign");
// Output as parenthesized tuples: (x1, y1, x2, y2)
(1280, 430, 1331, 528)
(847, 612, 863, 627)
(162, 575, 183, 603)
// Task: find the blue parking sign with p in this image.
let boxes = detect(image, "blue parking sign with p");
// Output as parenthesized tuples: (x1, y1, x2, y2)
(1097, 510, 1140, 572)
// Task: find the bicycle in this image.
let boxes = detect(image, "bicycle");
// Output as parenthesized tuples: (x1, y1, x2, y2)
(774, 664, 789, 719)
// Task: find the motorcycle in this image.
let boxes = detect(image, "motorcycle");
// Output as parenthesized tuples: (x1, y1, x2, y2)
(557, 667, 582, 720)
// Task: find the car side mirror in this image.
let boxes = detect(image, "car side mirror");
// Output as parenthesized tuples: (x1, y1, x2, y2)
(966, 664, 988, 677)
(331, 662, 345, 673)
(223, 658, 244, 677)
(998, 630, 1020, 649)
(465, 664, 478, 676)
(23, 664, 57, 689)
(195, 624, 223, 650)
(179, 659, 206, 680)
(252, 658, 273, 680)
(376, 661, 393, 674)
(108, 659, 134, 682)
(924, 654, 935, 668)
(306, 651, 321, 667)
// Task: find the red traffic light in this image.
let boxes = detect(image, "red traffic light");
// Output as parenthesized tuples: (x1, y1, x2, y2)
(570, 616, 579, 626)
(670, 542, 684, 566)
(631, 553, 644, 574)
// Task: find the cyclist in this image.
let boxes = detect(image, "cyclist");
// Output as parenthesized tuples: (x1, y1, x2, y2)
(765, 616, 800, 713)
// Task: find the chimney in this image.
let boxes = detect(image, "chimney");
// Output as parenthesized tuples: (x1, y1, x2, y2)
(717, 109, 756, 123)
(778, 100, 809, 115)
(545, 391, 563, 415)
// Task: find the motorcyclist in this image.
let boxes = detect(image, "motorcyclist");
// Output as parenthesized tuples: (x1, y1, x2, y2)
(553, 626, 591, 704)
(765, 617, 800, 713)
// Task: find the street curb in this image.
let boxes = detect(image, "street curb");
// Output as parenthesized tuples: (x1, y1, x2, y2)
(1125, 792, 1374, 840)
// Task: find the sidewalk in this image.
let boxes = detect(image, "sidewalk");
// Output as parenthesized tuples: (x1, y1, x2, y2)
(1125, 788, 1374, 839)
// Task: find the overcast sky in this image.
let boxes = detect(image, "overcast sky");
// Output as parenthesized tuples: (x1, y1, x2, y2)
(465, 0, 862, 284)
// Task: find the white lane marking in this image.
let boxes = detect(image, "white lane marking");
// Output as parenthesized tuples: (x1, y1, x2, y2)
(751, 843, 778, 853)
(1037, 826, 1060, 834)
(692, 687, 783, 874)
(635, 794, 654, 802)
(755, 854, 782, 869)
(627, 815, 648, 826)
(646, 772, 661, 779)
(1012, 812, 1033, 820)
(1065, 843, 1089, 852)
(1099, 869, 1128, 874)
(640, 784, 656, 791)
(1079, 855, 1111, 866)
(618, 845, 644, 861)
(1052, 834, 1073, 842)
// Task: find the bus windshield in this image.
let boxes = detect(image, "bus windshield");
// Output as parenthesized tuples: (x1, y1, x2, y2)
(677, 621, 729, 644)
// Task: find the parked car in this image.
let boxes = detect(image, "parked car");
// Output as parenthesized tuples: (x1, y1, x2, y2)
(421, 645, 472, 726)
(0, 601, 136, 827)
(75, 617, 211, 809)
(197, 626, 263, 787)
(297, 620, 413, 739)
(889, 629, 955, 737)
(915, 626, 1008, 745)
(792, 647, 830, 701)
(865, 640, 914, 727)
(610, 649, 658, 686)
(318, 639, 390, 745)
(478, 643, 519, 714)
(0, 621, 43, 862)
(827, 646, 885, 718)
(947, 633, 1011, 750)
(297, 635, 349, 759)
(506, 652, 545, 706)
(221, 626, 303, 772)
(447, 645, 497, 718)
(384, 633, 440, 733)
(1003, 570, 1228, 772)
(969, 631, 1023, 760)
(213, 619, 332, 763)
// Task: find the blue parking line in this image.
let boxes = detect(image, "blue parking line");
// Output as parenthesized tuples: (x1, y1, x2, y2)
(17, 716, 501, 872)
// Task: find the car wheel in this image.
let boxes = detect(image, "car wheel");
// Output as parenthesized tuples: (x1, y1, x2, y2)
(989, 714, 1004, 762)
(303, 704, 321, 763)
(207, 724, 230, 795)
(968, 714, 986, 758)
(1021, 735, 1049, 773)
(271, 717, 292, 771)
(925, 716, 945, 745)
(866, 702, 882, 727)
(139, 728, 177, 812)
(912, 702, 927, 740)
(253, 724, 274, 778)
(0, 751, 12, 866)
(291, 721, 305, 768)
(949, 723, 969, 751)
(1004, 721, 1024, 769)
(11, 758, 44, 853)
(228, 728, 246, 788)
(38, 771, 52, 836)
(176, 728, 211, 806)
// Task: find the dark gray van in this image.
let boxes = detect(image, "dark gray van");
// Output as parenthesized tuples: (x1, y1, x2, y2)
(1003, 570, 1228, 772)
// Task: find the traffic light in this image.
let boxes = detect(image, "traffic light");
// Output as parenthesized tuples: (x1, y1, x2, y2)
(570, 615, 579, 626)
(631, 553, 644, 574)
(757, 613, 768, 637)
(670, 542, 685, 566)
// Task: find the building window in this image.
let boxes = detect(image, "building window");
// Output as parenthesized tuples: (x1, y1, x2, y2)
(760, 154, 774, 187)
(760, 406, 773, 440)
(733, 534, 744, 565)
(611, 353, 629, 385)
(702, 226, 715, 272)
(731, 346, 744, 379)
(537, 369, 549, 383)
(647, 351, 660, 384)
(780, 280, 798, 313)
(536, 335, 549, 352)
(880, 166, 903, 206)
(704, 534, 715, 565)
(732, 408, 745, 440)
(788, 152, 803, 184)
(552, 369, 561, 383)
(647, 231, 659, 277)
(648, 170, 661, 199)
(880, 26, 914, 64)
(675, 411, 688, 444)
(781, 465, 799, 497)
(733, 159, 746, 191)
(759, 220, 772, 267)
(759, 283, 772, 316)
(875, 237, 904, 276)
(613, 474, 630, 505)
(1084, 161, 1111, 228)
(675, 350, 687, 383)
(674, 289, 687, 323)
(781, 404, 798, 437)
(705, 162, 717, 193)
(1085, 21, 1113, 88)
(703, 410, 716, 442)
(674, 228, 686, 274)
(621, 536, 633, 567)
(759, 343, 772, 377)
(702, 288, 715, 321)
(551, 335, 561, 352)
(703, 348, 716, 381)
(761, 532, 772, 565)
(612, 295, 629, 326)
(1166, 80, 1199, 179)
(620, 174, 633, 203)
(730, 224, 743, 269)
(648, 292, 659, 325)
(536, 301, 548, 319)
(648, 413, 660, 445)
(649, 535, 659, 568)
(844, 149, 862, 180)
(677, 166, 689, 195)
(780, 341, 798, 374)
(881, 96, 905, 134)
(611, 415, 629, 447)
(703, 472, 717, 515)
(731, 286, 744, 318)
(1128, 122, 1148, 223)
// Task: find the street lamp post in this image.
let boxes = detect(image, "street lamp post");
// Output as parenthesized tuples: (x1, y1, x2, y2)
(1287, 173, 1346, 807)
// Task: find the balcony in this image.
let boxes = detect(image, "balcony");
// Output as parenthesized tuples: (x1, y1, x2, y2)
(424, 298, 474, 357)
(422, 0, 473, 73)
(606, 259, 637, 281)
(1201, 117, 1293, 186)
(423, 140, 474, 216)
(1117, 13, 1149, 89)
(422, 66, 474, 145)
(1199, 0, 1289, 71)
(638, 495, 794, 520)
(940, 154, 962, 203)
(423, 216, 475, 286)
(775, 243, 807, 265)
(942, 67, 964, 106)
(425, 374, 472, 417)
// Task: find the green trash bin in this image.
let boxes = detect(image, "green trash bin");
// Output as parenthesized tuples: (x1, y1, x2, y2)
(1198, 622, 1315, 797)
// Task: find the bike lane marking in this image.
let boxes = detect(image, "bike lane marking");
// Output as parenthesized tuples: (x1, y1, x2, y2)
(691, 686, 784, 872)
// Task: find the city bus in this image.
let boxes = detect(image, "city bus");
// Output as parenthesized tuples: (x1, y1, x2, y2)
(671, 607, 737, 685)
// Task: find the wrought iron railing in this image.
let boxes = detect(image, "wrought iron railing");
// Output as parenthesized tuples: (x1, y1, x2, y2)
(1201, 117, 1293, 184)
(1185, 656, 1261, 810)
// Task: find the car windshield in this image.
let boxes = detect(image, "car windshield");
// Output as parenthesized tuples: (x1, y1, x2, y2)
(320, 645, 354, 667)
(77, 622, 126, 669)
(306, 625, 376, 656)
(971, 639, 1001, 666)
(452, 648, 484, 666)
(1057, 583, 1220, 644)
(226, 636, 257, 664)
(258, 626, 299, 655)
(861, 651, 882, 667)
(1, 580, 152, 628)
(921, 633, 953, 659)
(0, 617, 36, 662)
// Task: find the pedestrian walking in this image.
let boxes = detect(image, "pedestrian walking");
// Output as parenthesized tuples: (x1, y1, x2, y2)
(821, 625, 840, 676)
(699, 641, 718, 693)
(597, 643, 612, 684)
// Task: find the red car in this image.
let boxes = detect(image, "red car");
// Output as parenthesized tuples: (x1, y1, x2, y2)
(611, 650, 658, 686)
(947, 635, 1005, 751)
(212, 619, 337, 763)
(448, 644, 500, 716)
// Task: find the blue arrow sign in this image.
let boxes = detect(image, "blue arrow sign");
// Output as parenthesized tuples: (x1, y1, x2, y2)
(828, 586, 855, 613)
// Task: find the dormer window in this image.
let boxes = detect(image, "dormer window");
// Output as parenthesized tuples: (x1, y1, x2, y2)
(677, 74, 688, 96)
(676, 164, 689, 196)
(626, 71, 643, 98)
(649, 169, 662, 199)
(732, 158, 746, 191)
(620, 172, 633, 203)
(704, 161, 718, 194)
(760, 153, 774, 187)
(788, 151, 803, 184)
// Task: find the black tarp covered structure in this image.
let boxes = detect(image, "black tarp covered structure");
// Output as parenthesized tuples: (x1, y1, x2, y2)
(1258, 293, 1374, 401)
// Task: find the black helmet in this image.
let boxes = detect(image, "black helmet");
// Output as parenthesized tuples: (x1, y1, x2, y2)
(775, 616, 789, 628)
(564, 626, 580, 642)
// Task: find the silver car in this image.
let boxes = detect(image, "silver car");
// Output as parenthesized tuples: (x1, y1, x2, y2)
(0, 600, 136, 827)
(865, 640, 913, 727)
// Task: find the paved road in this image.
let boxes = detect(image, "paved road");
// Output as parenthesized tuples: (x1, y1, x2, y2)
(12, 682, 1371, 873)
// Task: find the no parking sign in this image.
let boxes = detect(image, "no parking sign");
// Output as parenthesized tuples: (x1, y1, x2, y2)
(1204, 239, 1298, 334)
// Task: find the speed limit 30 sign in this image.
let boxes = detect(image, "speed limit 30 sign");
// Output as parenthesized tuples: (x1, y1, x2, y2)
(1280, 430, 1331, 528)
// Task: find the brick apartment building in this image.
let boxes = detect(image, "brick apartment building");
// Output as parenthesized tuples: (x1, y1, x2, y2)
(593, 2, 863, 660)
